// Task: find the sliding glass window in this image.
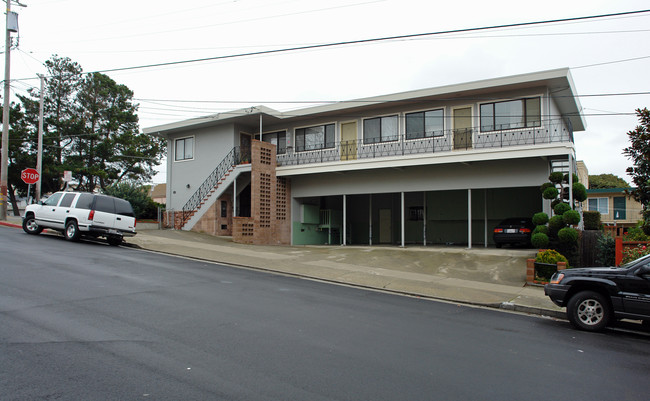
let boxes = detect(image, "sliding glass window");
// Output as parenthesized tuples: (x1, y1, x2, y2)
(406, 109, 444, 139)
(480, 97, 541, 132)
(295, 124, 335, 152)
(363, 115, 398, 144)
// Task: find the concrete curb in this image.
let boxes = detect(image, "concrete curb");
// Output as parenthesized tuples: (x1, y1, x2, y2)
(0, 221, 21, 228)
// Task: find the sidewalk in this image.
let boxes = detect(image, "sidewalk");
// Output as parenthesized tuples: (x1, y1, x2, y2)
(2, 215, 565, 319)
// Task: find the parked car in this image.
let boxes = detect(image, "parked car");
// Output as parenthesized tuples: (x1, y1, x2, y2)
(492, 217, 533, 248)
(544, 254, 650, 331)
(22, 191, 136, 246)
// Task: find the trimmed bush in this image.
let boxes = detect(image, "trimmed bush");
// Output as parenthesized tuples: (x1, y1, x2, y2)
(558, 227, 579, 244)
(572, 183, 587, 202)
(563, 173, 579, 184)
(540, 182, 555, 192)
(535, 249, 569, 266)
(553, 202, 571, 216)
(533, 225, 548, 235)
(543, 186, 559, 200)
(549, 172, 564, 184)
(548, 215, 566, 236)
(563, 210, 581, 226)
(583, 211, 601, 230)
(532, 212, 549, 226)
(531, 233, 550, 248)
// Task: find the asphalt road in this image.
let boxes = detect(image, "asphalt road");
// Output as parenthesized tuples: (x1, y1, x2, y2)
(1, 226, 649, 401)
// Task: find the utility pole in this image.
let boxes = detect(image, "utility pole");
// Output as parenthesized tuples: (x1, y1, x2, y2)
(35, 74, 43, 203)
(0, 0, 13, 220)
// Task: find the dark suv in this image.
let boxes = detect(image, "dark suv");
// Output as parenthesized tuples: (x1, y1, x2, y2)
(544, 254, 650, 331)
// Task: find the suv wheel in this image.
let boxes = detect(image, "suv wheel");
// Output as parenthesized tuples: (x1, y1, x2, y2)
(567, 290, 611, 332)
(22, 215, 43, 235)
(107, 236, 122, 246)
(64, 220, 81, 242)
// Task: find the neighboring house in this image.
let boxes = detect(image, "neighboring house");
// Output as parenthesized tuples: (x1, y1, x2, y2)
(586, 188, 643, 236)
(143, 68, 585, 247)
(149, 183, 167, 205)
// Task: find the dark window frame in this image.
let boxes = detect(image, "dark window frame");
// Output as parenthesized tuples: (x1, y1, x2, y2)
(479, 97, 541, 132)
(255, 131, 287, 154)
(405, 109, 444, 139)
(363, 115, 399, 144)
(174, 136, 194, 161)
(295, 124, 335, 152)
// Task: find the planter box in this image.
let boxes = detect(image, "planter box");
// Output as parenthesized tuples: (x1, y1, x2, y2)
(526, 259, 567, 285)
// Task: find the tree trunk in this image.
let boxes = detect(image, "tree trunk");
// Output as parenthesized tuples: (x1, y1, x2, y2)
(8, 183, 21, 217)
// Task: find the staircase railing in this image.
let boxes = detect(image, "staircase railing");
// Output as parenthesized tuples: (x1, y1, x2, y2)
(181, 146, 240, 227)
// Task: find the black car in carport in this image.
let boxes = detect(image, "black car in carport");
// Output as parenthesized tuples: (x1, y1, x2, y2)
(493, 217, 533, 248)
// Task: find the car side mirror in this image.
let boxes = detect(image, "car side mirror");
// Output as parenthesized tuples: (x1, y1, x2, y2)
(639, 265, 650, 278)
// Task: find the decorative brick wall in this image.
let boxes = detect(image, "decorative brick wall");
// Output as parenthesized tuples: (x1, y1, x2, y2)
(191, 194, 233, 236)
(233, 140, 291, 245)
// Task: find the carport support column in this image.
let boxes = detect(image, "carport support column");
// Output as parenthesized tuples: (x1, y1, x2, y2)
(233, 177, 237, 217)
(369, 195, 372, 246)
(467, 189, 472, 249)
(343, 194, 347, 246)
(423, 192, 427, 246)
(401, 192, 405, 248)
(484, 190, 488, 248)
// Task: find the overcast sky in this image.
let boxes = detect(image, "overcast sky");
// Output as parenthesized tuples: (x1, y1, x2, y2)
(7, 0, 650, 184)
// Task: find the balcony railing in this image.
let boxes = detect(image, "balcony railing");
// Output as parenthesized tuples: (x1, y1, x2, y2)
(277, 119, 573, 167)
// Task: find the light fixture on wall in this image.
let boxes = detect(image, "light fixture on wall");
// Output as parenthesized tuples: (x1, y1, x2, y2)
(186, 184, 190, 188)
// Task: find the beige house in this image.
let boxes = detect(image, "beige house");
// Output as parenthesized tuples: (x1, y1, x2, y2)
(586, 188, 643, 236)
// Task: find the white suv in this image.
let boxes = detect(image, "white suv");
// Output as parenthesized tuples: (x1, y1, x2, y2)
(22, 191, 137, 246)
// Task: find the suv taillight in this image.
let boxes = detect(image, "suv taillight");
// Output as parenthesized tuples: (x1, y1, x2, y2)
(88, 210, 95, 221)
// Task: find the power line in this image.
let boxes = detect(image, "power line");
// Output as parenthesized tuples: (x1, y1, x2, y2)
(65, 8, 650, 76)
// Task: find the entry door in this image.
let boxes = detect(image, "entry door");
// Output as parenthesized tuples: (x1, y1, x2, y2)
(453, 107, 472, 150)
(379, 209, 392, 244)
(240, 133, 252, 162)
(340, 121, 357, 161)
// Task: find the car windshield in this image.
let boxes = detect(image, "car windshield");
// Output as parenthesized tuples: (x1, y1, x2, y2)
(621, 253, 650, 268)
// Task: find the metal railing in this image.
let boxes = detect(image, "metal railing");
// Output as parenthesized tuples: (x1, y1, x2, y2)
(277, 119, 573, 167)
(181, 146, 240, 227)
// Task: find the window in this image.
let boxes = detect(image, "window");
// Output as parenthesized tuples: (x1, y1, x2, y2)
(295, 124, 335, 152)
(175, 137, 194, 161)
(221, 200, 227, 218)
(59, 193, 77, 208)
(115, 199, 135, 217)
(95, 196, 115, 214)
(480, 97, 541, 132)
(43, 192, 62, 206)
(588, 198, 609, 215)
(256, 131, 287, 154)
(406, 109, 444, 139)
(363, 115, 398, 144)
(75, 193, 94, 210)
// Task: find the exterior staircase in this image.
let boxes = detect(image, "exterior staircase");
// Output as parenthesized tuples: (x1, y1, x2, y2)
(179, 147, 244, 231)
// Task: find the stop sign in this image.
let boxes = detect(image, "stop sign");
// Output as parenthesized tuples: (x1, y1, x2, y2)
(21, 168, 40, 184)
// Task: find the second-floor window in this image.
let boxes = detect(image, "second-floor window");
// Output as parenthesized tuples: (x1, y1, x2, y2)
(406, 109, 444, 139)
(295, 124, 335, 152)
(364, 115, 398, 144)
(480, 97, 541, 132)
(256, 131, 287, 154)
(588, 198, 609, 215)
(175, 136, 194, 161)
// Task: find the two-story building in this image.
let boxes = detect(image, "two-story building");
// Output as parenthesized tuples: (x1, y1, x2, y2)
(144, 68, 585, 247)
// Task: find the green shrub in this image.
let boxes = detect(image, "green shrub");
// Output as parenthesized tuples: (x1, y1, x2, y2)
(558, 227, 579, 244)
(623, 225, 650, 241)
(531, 233, 549, 248)
(540, 182, 554, 192)
(563, 210, 581, 226)
(572, 183, 587, 202)
(563, 173, 579, 184)
(533, 225, 548, 235)
(548, 215, 566, 236)
(549, 172, 564, 184)
(532, 212, 549, 226)
(104, 182, 160, 220)
(543, 186, 559, 200)
(593, 235, 614, 266)
(553, 202, 571, 216)
(583, 211, 601, 230)
(535, 249, 569, 266)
